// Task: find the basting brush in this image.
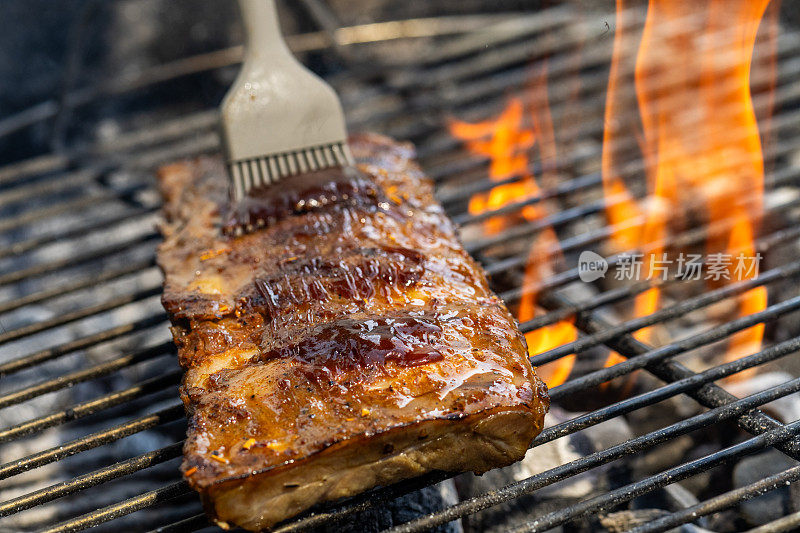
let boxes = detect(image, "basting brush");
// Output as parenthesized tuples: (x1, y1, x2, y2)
(221, 0, 353, 203)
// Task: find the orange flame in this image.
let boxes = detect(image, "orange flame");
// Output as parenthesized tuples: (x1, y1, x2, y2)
(450, 0, 775, 388)
(602, 0, 772, 372)
(449, 98, 540, 234)
(518, 227, 579, 388)
(449, 64, 578, 388)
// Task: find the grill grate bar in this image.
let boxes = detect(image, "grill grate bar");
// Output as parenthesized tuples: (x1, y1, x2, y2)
(0, 154, 67, 186)
(0, 206, 158, 261)
(0, 168, 102, 208)
(383, 379, 800, 533)
(427, 136, 587, 184)
(273, 474, 455, 533)
(0, 185, 146, 234)
(544, 291, 800, 460)
(0, 232, 158, 288)
(0, 370, 181, 444)
(508, 419, 800, 533)
(0, 341, 172, 410)
(450, 171, 598, 227)
(0, 285, 162, 345)
(516, 279, 664, 333)
(148, 512, 209, 533)
(409, 39, 800, 163)
(530, 260, 800, 365)
(40, 480, 192, 533)
(0, 314, 166, 377)
(0, 442, 183, 518)
(483, 219, 633, 277)
(497, 194, 800, 309)
(462, 127, 800, 258)
(0, 404, 183, 481)
(631, 464, 800, 533)
(90, 111, 219, 160)
(542, 337, 800, 445)
(511, 280, 662, 332)
(0, 260, 156, 315)
(437, 158, 573, 207)
(549, 298, 800, 398)
(464, 197, 607, 254)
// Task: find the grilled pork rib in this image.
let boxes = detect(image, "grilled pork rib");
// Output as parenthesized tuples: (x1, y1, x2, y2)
(157, 133, 549, 531)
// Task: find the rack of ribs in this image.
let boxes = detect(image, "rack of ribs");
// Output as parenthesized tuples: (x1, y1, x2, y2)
(156, 133, 549, 531)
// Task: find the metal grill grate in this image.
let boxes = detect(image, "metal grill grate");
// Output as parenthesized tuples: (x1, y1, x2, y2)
(1, 3, 800, 532)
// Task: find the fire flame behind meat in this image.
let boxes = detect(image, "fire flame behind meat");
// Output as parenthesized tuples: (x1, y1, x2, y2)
(603, 0, 773, 377)
(449, 63, 579, 388)
(450, 0, 779, 388)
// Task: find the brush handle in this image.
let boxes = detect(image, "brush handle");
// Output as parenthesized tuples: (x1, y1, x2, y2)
(237, 0, 290, 58)
(221, 0, 348, 165)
